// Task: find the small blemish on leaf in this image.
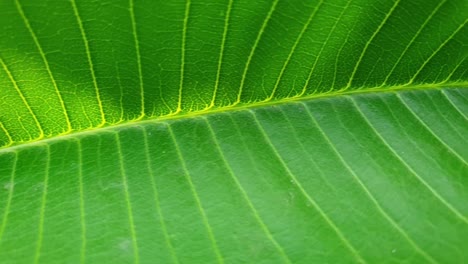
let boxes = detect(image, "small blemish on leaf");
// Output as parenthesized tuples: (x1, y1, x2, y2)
(3, 182, 14, 190)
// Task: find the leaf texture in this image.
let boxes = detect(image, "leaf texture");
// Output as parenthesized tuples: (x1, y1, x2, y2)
(0, 0, 467, 263)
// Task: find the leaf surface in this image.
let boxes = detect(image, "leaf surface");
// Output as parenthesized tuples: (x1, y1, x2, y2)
(0, 0, 467, 263)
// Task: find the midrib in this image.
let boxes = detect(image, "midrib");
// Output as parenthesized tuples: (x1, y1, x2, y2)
(1, 81, 466, 153)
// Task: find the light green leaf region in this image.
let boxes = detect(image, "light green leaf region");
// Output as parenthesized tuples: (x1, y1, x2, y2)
(0, 0, 467, 263)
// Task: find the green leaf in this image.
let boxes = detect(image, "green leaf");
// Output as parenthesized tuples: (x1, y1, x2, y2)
(0, 0, 467, 263)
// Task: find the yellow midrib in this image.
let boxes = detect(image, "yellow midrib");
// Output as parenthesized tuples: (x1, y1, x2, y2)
(1, 81, 466, 153)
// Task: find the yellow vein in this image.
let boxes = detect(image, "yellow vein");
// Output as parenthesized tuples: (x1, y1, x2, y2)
(141, 127, 179, 264)
(209, 0, 233, 109)
(18, 120, 34, 141)
(81, 102, 94, 128)
(129, 0, 145, 119)
(14, 0, 72, 132)
(442, 55, 467, 83)
(167, 124, 224, 264)
(300, 0, 351, 96)
(382, 0, 446, 85)
(350, 98, 468, 225)
(235, 0, 280, 105)
(34, 145, 50, 264)
(0, 57, 44, 139)
(177, 0, 191, 114)
(158, 77, 175, 115)
(70, 0, 106, 126)
(267, 0, 324, 101)
(114, 61, 126, 123)
(115, 133, 140, 264)
(406, 19, 467, 85)
(305, 102, 438, 263)
(0, 153, 17, 243)
(1, 82, 465, 153)
(0, 122, 13, 147)
(396, 93, 468, 165)
(346, 0, 401, 88)
(332, 27, 353, 91)
(249, 111, 366, 264)
(441, 90, 468, 120)
(204, 118, 292, 264)
(76, 140, 87, 264)
(360, 55, 384, 86)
